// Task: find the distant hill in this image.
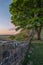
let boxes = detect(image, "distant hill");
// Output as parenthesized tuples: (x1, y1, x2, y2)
(0, 35, 15, 40)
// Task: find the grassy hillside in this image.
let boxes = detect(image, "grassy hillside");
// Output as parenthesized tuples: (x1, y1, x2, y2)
(9, 28, 43, 41)
(9, 29, 31, 41)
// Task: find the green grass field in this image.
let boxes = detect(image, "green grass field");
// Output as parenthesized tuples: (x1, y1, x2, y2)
(29, 43, 43, 65)
(22, 43, 43, 65)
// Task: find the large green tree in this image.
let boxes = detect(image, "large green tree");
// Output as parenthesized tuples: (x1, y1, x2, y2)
(9, 0, 43, 40)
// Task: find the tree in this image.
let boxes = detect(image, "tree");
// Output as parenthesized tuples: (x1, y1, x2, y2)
(9, 0, 43, 40)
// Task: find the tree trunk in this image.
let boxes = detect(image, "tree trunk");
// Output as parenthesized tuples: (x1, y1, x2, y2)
(35, 26, 42, 40)
(36, 30, 41, 40)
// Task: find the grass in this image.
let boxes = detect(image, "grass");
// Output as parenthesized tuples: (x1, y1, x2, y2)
(32, 43, 43, 65)
(22, 43, 43, 65)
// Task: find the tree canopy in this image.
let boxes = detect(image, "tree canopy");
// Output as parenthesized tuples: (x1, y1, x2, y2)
(9, 0, 43, 29)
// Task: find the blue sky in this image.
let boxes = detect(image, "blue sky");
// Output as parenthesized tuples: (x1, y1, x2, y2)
(0, 0, 14, 29)
(0, 0, 21, 35)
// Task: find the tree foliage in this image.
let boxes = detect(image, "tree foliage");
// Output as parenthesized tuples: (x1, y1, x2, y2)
(9, 0, 43, 29)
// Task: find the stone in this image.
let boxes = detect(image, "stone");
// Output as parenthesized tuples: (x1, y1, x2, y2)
(28, 55, 30, 58)
(29, 50, 32, 54)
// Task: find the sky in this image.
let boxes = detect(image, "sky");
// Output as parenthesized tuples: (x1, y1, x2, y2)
(0, 0, 19, 35)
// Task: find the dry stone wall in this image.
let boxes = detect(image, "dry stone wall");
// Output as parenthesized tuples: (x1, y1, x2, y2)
(0, 41, 29, 65)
